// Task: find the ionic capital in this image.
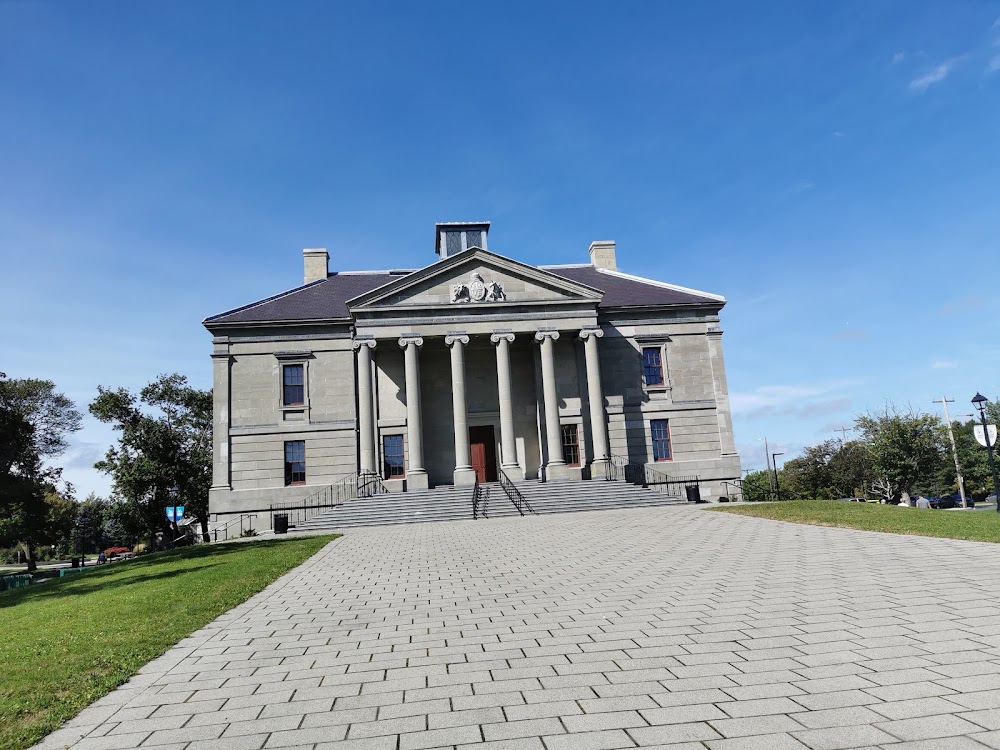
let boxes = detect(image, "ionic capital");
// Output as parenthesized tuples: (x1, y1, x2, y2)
(579, 328, 604, 341)
(490, 332, 515, 344)
(352, 337, 377, 351)
(445, 334, 470, 347)
(534, 330, 560, 342)
(398, 335, 424, 349)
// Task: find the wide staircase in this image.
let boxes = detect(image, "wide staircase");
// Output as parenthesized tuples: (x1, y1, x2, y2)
(288, 478, 689, 532)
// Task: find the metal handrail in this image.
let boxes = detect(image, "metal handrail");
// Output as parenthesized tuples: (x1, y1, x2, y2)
(605, 455, 702, 500)
(268, 470, 390, 529)
(208, 514, 258, 542)
(472, 477, 485, 519)
(605, 454, 628, 481)
(498, 467, 534, 516)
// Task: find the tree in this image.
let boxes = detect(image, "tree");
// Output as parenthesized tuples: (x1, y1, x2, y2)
(781, 441, 836, 500)
(828, 440, 872, 499)
(855, 406, 947, 504)
(741, 470, 772, 502)
(0, 375, 83, 570)
(90, 374, 212, 543)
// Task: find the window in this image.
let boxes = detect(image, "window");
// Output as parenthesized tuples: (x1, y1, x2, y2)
(642, 346, 665, 387)
(284, 440, 306, 484)
(561, 424, 580, 466)
(383, 435, 405, 479)
(650, 420, 671, 461)
(465, 230, 482, 249)
(282, 364, 304, 406)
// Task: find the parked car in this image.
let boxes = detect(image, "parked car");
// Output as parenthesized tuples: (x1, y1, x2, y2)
(937, 494, 974, 509)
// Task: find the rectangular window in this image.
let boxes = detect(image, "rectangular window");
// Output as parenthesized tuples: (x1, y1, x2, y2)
(383, 435, 405, 479)
(650, 419, 671, 461)
(282, 364, 304, 406)
(642, 347, 664, 387)
(284, 440, 306, 484)
(561, 424, 580, 466)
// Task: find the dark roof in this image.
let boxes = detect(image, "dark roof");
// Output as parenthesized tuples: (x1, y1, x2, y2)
(204, 273, 396, 325)
(545, 265, 723, 308)
(204, 264, 723, 327)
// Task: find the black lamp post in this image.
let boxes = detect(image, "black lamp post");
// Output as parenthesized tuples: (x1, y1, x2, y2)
(973, 393, 1000, 514)
(772, 452, 785, 501)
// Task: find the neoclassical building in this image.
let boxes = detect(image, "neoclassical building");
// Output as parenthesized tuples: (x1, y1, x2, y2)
(204, 222, 741, 516)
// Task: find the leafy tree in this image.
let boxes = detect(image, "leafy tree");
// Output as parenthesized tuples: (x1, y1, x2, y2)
(0, 375, 83, 570)
(855, 406, 947, 504)
(741, 470, 772, 502)
(828, 440, 872, 499)
(781, 441, 836, 500)
(90, 374, 212, 543)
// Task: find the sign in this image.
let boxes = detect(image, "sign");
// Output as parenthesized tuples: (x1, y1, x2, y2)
(165, 506, 185, 523)
(975, 425, 998, 448)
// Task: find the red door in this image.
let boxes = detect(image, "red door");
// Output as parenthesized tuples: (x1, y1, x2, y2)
(469, 425, 498, 482)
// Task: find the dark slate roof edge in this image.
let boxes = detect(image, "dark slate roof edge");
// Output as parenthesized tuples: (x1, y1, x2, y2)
(593, 267, 726, 303)
(203, 278, 328, 324)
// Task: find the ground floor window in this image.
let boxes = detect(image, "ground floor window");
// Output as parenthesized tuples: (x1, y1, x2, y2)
(561, 424, 580, 466)
(383, 434, 405, 478)
(284, 440, 306, 484)
(650, 419, 671, 461)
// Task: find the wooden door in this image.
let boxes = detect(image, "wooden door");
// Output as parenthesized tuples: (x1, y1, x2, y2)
(469, 425, 498, 482)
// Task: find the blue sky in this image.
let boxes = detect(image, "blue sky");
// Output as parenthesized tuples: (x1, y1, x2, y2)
(2, 1, 998, 497)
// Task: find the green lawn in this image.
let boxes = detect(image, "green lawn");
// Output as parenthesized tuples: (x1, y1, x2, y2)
(0, 535, 336, 750)
(713, 500, 1000, 543)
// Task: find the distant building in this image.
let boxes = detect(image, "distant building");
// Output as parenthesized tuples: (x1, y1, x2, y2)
(204, 221, 741, 516)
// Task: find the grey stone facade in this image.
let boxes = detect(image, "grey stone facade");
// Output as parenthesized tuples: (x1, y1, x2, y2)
(204, 222, 741, 516)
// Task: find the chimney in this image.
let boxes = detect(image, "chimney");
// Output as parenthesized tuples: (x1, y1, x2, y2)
(588, 240, 617, 271)
(303, 248, 329, 284)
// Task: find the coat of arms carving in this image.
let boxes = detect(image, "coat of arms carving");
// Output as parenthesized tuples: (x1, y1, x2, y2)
(451, 271, 506, 303)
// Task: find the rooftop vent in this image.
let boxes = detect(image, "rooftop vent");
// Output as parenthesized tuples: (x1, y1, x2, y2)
(435, 221, 490, 258)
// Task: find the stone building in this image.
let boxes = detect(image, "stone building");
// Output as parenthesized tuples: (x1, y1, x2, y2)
(204, 222, 741, 517)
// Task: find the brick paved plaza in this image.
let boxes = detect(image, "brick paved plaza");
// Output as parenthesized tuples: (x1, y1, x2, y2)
(36, 506, 1000, 750)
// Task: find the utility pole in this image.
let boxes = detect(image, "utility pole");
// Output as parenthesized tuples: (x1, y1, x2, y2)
(934, 396, 968, 508)
(835, 426, 850, 444)
(764, 437, 774, 499)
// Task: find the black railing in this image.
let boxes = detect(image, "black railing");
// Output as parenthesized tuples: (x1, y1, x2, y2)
(269, 471, 389, 530)
(605, 454, 703, 501)
(211, 513, 258, 542)
(472, 477, 487, 519)
(498, 468, 534, 516)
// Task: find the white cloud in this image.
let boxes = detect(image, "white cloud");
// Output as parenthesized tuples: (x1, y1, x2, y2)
(730, 381, 857, 418)
(932, 360, 958, 369)
(909, 59, 959, 92)
(891, 52, 906, 65)
(989, 55, 1000, 73)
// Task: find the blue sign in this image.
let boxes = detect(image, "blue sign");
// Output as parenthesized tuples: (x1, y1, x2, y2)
(165, 506, 185, 522)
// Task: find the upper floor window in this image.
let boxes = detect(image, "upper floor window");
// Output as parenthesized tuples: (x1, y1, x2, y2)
(284, 440, 306, 484)
(383, 434, 405, 479)
(642, 346, 665, 387)
(283, 364, 304, 406)
(650, 419, 671, 461)
(561, 424, 580, 466)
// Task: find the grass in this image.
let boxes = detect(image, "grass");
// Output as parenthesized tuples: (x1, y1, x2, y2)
(0, 535, 336, 750)
(713, 499, 1000, 543)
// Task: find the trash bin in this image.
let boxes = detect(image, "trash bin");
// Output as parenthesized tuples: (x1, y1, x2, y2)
(685, 484, 701, 503)
(273, 513, 289, 534)
(70, 557, 80, 568)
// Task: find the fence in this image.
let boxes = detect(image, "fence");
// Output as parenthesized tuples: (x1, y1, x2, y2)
(268, 471, 388, 530)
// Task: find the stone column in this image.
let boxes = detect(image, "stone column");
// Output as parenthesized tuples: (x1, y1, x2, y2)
(446, 334, 476, 485)
(353, 338, 377, 475)
(399, 335, 428, 489)
(210, 351, 232, 492)
(580, 328, 610, 477)
(535, 330, 566, 478)
(491, 332, 524, 480)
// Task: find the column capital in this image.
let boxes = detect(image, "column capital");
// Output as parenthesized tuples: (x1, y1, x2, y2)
(579, 328, 604, 341)
(398, 335, 424, 349)
(352, 337, 377, 351)
(490, 331, 515, 344)
(534, 330, 560, 342)
(445, 333, 470, 347)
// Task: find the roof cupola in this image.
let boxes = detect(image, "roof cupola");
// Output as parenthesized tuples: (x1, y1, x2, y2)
(435, 221, 490, 258)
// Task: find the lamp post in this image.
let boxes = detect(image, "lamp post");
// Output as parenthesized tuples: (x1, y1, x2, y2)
(973, 393, 1000, 514)
(772, 452, 785, 501)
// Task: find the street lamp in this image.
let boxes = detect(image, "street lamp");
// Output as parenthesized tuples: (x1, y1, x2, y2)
(972, 393, 1000, 514)
(772, 452, 785, 501)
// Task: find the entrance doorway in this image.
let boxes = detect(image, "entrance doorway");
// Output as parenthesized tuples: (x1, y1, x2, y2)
(469, 425, 498, 483)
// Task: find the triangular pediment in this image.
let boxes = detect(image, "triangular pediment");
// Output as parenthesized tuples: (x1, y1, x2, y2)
(347, 248, 603, 310)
